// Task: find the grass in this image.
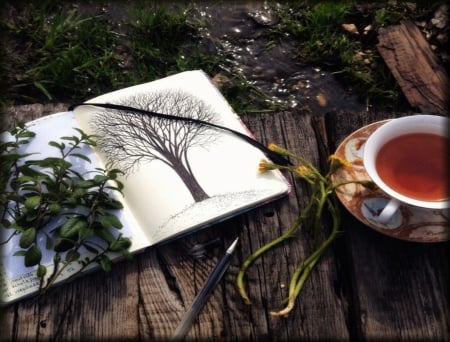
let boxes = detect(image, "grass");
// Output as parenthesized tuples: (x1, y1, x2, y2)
(0, 1, 444, 114)
(2, 3, 119, 102)
(1, 1, 284, 115)
(0, 2, 221, 103)
(264, 1, 439, 109)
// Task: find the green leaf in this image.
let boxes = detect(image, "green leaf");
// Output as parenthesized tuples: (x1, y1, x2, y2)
(98, 213, 123, 229)
(98, 255, 112, 272)
(54, 238, 75, 252)
(108, 214, 123, 229)
(28, 157, 72, 169)
(16, 130, 36, 138)
(24, 195, 41, 209)
(61, 135, 80, 143)
(93, 175, 109, 183)
(49, 202, 61, 213)
(67, 168, 84, 179)
(25, 211, 38, 222)
(70, 153, 91, 162)
(17, 175, 37, 183)
(1, 219, 11, 228)
(95, 227, 116, 244)
(73, 128, 87, 138)
(18, 165, 45, 177)
(78, 225, 94, 239)
(85, 138, 97, 147)
(53, 254, 61, 263)
(37, 265, 47, 278)
(48, 141, 65, 150)
(34, 81, 52, 100)
(65, 250, 80, 262)
(13, 250, 27, 257)
(24, 245, 42, 267)
(106, 183, 124, 192)
(74, 179, 95, 188)
(121, 249, 132, 260)
(19, 227, 36, 248)
(103, 199, 124, 210)
(109, 236, 131, 252)
(60, 217, 87, 238)
(65, 198, 77, 206)
(72, 188, 87, 198)
(1, 153, 24, 163)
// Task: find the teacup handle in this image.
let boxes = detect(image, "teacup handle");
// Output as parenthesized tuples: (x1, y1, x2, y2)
(376, 198, 400, 224)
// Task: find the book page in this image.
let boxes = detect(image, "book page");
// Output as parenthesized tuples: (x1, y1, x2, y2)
(73, 70, 290, 245)
(0, 112, 150, 304)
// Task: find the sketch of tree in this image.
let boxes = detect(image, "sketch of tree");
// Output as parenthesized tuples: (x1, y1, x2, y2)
(90, 90, 221, 202)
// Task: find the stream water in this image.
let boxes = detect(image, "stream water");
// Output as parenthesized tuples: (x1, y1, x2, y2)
(100, 1, 366, 115)
(191, 1, 366, 115)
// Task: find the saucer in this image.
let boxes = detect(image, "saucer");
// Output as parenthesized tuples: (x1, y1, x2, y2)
(330, 120, 449, 243)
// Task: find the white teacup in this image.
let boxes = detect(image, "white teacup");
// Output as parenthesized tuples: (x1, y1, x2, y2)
(363, 114, 449, 224)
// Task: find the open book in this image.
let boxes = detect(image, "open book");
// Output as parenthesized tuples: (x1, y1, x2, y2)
(0, 70, 290, 304)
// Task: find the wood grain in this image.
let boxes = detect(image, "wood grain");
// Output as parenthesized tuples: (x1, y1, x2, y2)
(324, 110, 450, 340)
(1, 107, 449, 341)
(377, 20, 449, 116)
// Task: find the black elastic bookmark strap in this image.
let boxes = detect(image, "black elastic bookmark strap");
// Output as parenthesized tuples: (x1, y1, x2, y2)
(68, 102, 291, 166)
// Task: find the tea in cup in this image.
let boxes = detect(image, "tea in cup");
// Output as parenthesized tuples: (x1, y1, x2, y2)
(363, 114, 449, 224)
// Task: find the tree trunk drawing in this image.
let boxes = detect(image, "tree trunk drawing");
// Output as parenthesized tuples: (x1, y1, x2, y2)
(89, 90, 220, 202)
(169, 158, 208, 202)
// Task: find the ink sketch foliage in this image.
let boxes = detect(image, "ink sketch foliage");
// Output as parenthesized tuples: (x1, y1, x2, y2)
(90, 90, 219, 202)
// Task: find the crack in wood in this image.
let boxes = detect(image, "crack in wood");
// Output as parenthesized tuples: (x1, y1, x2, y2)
(155, 247, 185, 306)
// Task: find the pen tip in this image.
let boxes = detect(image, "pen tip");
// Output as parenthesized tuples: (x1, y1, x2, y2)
(227, 237, 239, 253)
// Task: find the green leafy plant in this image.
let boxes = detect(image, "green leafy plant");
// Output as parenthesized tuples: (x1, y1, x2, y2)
(1, 2, 123, 102)
(236, 143, 374, 316)
(0, 2, 287, 115)
(127, 5, 201, 77)
(0, 124, 131, 293)
(0, 2, 227, 104)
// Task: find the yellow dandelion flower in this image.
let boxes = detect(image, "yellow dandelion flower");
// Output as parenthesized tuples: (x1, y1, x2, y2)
(268, 143, 290, 156)
(329, 154, 352, 169)
(258, 160, 268, 173)
(296, 165, 311, 177)
(258, 159, 278, 173)
(268, 143, 279, 152)
(295, 165, 317, 182)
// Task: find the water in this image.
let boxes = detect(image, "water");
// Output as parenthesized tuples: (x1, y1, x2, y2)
(193, 1, 365, 114)
(98, 1, 366, 114)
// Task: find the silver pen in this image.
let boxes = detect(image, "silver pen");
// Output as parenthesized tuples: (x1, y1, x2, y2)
(171, 237, 239, 341)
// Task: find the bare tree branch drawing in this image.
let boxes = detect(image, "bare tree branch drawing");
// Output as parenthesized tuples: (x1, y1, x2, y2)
(90, 90, 220, 202)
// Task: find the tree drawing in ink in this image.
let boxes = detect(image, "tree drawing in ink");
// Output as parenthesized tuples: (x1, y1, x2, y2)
(90, 90, 219, 202)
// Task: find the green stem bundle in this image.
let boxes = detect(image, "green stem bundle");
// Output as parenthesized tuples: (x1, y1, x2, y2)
(236, 143, 368, 316)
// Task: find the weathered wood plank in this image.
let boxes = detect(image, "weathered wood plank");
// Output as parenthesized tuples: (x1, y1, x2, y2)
(236, 111, 350, 340)
(325, 110, 450, 340)
(1, 107, 449, 341)
(377, 20, 449, 116)
(1, 103, 70, 129)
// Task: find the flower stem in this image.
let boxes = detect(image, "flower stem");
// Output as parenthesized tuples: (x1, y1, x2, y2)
(270, 197, 341, 316)
(237, 144, 352, 314)
(236, 199, 315, 304)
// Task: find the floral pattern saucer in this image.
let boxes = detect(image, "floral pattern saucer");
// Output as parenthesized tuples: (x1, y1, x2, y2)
(331, 120, 449, 243)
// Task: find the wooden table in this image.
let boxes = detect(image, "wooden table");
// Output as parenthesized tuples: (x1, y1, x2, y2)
(1, 106, 449, 341)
